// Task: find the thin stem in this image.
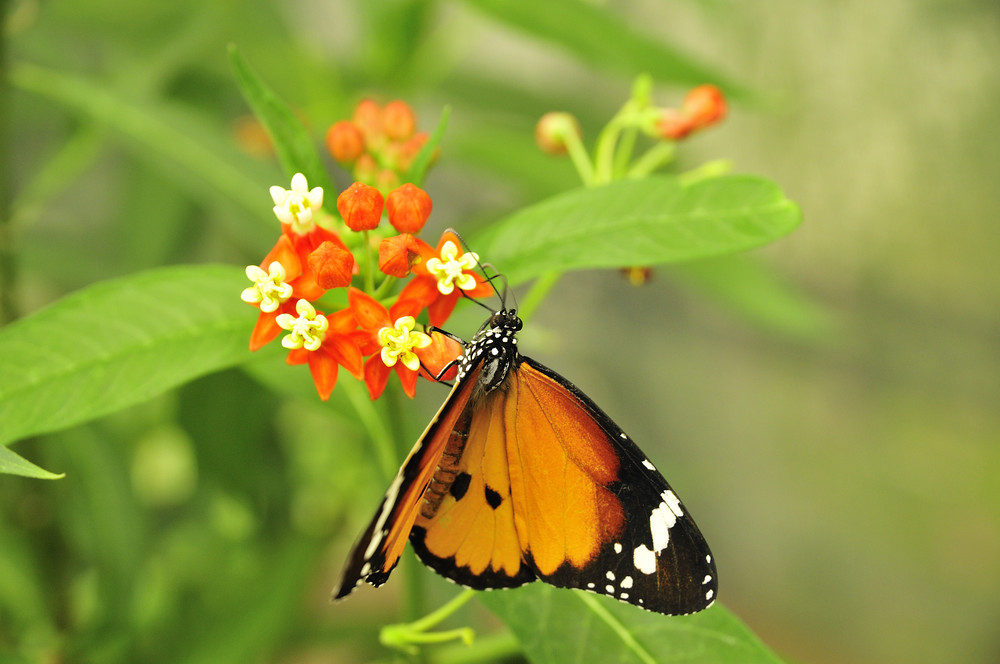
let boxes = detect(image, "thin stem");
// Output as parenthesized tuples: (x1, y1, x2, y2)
(361, 229, 374, 292)
(559, 126, 595, 186)
(612, 124, 639, 179)
(0, 0, 16, 325)
(380, 589, 477, 655)
(625, 141, 676, 179)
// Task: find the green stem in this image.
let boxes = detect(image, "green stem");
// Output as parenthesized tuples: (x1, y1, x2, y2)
(625, 141, 676, 179)
(612, 124, 639, 179)
(361, 229, 375, 292)
(517, 271, 562, 325)
(559, 125, 595, 186)
(380, 589, 477, 655)
(0, 0, 16, 325)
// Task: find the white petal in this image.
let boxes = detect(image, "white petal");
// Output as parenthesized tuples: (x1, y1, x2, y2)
(290, 173, 308, 192)
(270, 186, 288, 206)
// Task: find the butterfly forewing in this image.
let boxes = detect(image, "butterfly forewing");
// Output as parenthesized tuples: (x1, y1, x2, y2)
(333, 366, 482, 599)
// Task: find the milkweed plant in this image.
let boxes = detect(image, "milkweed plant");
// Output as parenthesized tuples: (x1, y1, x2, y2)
(0, 44, 801, 664)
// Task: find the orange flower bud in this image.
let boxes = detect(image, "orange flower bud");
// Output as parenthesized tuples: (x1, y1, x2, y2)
(325, 121, 365, 163)
(682, 84, 727, 130)
(379, 233, 423, 278)
(352, 98, 383, 143)
(535, 112, 581, 155)
(337, 182, 384, 231)
(386, 183, 432, 233)
(383, 100, 416, 141)
(397, 133, 432, 172)
(308, 241, 356, 289)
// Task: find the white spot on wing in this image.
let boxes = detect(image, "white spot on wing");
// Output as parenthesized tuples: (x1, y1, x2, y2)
(633, 544, 656, 575)
(642, 459, 656, 471)
(621, 576, 633, 589)
(703, 575, 712, 585)
(706, 588, 715, 601)
(605, 584, 614, 594)
(613, 542, 623, 554)
(606, 571, 615, 581)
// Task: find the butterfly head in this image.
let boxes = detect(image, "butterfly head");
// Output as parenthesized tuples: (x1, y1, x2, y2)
(456, 307, 523, 392)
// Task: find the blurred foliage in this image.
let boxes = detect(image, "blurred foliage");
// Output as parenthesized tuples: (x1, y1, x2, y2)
(2, 1, 999, 664)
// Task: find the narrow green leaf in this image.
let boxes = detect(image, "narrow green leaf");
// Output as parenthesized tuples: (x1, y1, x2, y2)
(228, 45, 334, 201)
(0, 444, 64, 479)
(674, 256, 836, 342)
(478, 585, 784, 664)
(460, 0, 753, 99)
(0, 265, 253, 448)
(478, 175, 801, 284)
(405, 105, 450, 186)
(8, 61, 277, 249)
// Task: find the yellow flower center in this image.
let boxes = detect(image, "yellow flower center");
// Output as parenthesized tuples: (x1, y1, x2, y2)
(424, 241, 479, 295)
(377, 316, 431, 371)
(241, 261, 293, 313)
(275, 300, 329, 351)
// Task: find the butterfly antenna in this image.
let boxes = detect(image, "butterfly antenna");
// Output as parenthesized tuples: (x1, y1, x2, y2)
(445, 228, 508, 310)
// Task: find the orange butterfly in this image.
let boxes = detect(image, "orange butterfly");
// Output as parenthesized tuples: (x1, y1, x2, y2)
(335, 299, 717, 615)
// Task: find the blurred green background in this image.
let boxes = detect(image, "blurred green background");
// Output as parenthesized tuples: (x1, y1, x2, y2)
(2, 1, 999, 663)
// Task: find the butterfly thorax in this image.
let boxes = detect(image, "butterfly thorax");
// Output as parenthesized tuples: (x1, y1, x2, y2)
(456, 308, 523, 396)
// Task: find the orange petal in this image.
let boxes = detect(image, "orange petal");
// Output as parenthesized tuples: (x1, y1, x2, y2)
(260, 235, 302, 280)
(364, 356, 391, 400)
(308, 350, 339, 401)
(348, 287, 390, 332)
(395, 364, 418, 399)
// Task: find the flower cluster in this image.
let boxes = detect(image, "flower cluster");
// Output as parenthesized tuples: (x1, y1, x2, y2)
(325, 99, 435, 194)
(242, 172, 492, 401)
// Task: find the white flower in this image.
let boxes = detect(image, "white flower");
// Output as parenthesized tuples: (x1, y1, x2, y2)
(275, 299, 328, 351)
(424, 241, 479, 295)
(270, 173, 323, 233)
(241, 262, 293, 312)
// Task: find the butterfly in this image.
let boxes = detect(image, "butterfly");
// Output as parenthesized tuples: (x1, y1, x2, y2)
(334, 284, 717, 615)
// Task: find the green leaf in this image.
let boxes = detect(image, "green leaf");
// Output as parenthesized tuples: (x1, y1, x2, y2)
(478, 585, 784, 664)
(479, 175, 801, 284)
(0, 265, 252, 449)
(0, 444, 64, 479)
(228, 44, 335, 202)
(460, 0, 753, 99)
(404, 105, 450, 186)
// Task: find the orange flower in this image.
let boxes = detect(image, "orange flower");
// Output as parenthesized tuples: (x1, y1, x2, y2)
(277, 301, 367, 401)
(349, 288, 444, 399)
(242, 234, 326, 350)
